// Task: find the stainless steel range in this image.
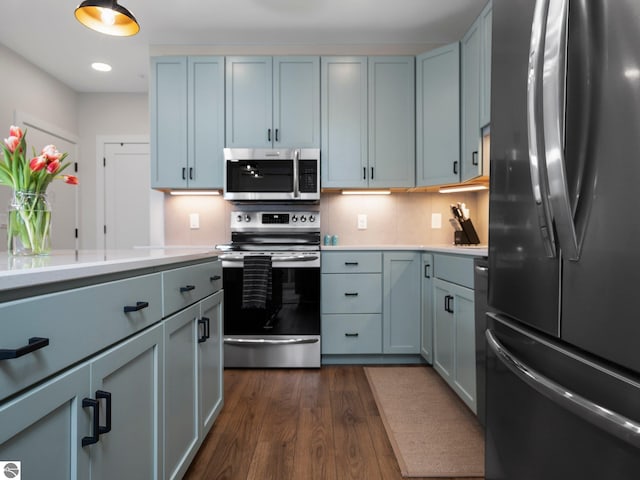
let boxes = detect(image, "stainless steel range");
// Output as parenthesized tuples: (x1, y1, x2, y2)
(217, 209, 321, 368)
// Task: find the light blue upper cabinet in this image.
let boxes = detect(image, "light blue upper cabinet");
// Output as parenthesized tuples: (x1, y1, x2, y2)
(150, 56, 225, 189)
(480, 0, 493, 128)
(368, 56, 415, 188)
(226, 56, 319, 148)
(461, 15, 482, 182)
(416, 43, 461, 186)
(321, 56, 369, 188)
(321, 56, 415, 189)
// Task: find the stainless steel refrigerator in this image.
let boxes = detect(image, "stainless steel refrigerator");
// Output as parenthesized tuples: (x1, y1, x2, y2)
(487, 0, 640, 478)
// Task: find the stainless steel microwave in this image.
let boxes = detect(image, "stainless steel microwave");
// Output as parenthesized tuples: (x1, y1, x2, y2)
(223, 148, 320, 201)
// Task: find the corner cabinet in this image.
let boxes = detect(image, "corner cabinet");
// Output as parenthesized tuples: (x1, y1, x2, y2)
(225, 56, 320, 148)
(321, 56, 415, 189)
(416, 43, 461, 186)
(432, 254, 477, 413)
(150, 56, 225, 189)
(461, 0, 492, 182)
(421, 253, 434, 363)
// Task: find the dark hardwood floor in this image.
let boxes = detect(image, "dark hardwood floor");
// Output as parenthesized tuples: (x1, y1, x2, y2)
(185, 365, 483, 480)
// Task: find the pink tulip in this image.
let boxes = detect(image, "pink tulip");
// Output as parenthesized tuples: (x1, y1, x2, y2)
(3, 135, 20, 153)
(41, 144, 62, 162)
(29, 155, 47, 172)
(8, 125, 23, 139)
(46, 159, 60, 174)
(63, 175, 79, 185)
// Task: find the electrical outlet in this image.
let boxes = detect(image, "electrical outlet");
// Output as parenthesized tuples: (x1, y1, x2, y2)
(431, 213, 442, 229)
(357, 214, 367, 230)
(189, 213, 200, 229)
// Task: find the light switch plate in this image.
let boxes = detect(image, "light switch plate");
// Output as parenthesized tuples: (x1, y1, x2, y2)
(431, 213, 442, 229)
(357, 214, 367, 230)
(189, 213, 200, 229)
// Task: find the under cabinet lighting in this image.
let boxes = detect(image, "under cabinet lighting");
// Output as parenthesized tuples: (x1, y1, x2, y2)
(169, 191, 220, 196)
(439, 184, 488, 194)
(341, 190, 391, 196)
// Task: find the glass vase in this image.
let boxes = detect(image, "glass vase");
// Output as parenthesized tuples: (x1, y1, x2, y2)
(7, 191, 52, 256)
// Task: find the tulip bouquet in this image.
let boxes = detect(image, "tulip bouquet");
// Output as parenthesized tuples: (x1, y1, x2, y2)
(0, 125, 79, 255)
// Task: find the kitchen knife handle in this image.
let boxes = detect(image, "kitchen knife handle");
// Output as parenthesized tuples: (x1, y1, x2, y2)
(123, 301, 149, 313)
(0, 337, 49, 361)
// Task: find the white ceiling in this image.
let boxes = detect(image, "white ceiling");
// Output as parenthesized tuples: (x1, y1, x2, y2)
(0, 0, 487, 94)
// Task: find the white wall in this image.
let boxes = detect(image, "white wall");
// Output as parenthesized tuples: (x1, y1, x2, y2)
(0, 44, 78, 250)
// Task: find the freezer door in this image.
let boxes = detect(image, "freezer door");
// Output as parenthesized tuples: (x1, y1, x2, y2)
(485, 314, 640, 480)
(560, 0, 640, 375)
(488, 0, 560, 336)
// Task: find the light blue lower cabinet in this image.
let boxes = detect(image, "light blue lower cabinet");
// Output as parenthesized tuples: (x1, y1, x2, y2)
(421, 253, 434, 363)
(321, 314, 383, 354)
(198, 291, 224, 436)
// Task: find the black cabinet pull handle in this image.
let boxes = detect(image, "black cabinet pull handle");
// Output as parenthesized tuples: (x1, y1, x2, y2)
(123, 301, 149, 313)
(268, 128, 272, 142)
(344, 262, 359, 266)
(82, 398, 100, 446)
(189, 167, 194, 180)
(444, 295, 454, 313)
(182, 167, 186, 180)
(363, 167, 366, 180)
(96, 390, 112, 435)
(344, 292, 359, 297)
(82, 390, 111, 446)
(180, 285, 196, 293)
(275, 129, 279, 142)
(371, 167, 374, 180)
(424, 264, 431, 278)
(210, 275, 221, 281)
(198, 317, 210, 343)
(453, 161, 459, 175)
(345, 333, 359, 337)
(472, 151, 479, 166)
(0, 337, 49, 361)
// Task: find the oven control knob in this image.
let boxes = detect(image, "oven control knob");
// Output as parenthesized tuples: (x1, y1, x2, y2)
(300, 215, 307, 222)
(236, 214, 243, 222)
(309, 215, 316, 223)
(291, 215, 298, 222)
(244, 214, 251, 223)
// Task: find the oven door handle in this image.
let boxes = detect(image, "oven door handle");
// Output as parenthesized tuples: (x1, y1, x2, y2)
(224, 337, 319, 346)
(219, 254, 319, 262)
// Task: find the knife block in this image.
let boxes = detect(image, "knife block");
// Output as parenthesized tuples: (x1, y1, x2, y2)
(454, 218, 480, 245)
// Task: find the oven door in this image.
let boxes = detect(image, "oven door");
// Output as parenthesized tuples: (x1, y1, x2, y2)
(222, 260, 320, 368)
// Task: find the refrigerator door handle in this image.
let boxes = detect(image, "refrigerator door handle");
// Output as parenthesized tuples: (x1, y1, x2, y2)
(542, 0, 580, 260)
(527, 0, 557, 258)
(486, 328, 640, 449)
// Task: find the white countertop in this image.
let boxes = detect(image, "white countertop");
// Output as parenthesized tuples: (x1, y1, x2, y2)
(0, 248, 220, 293)
(321, 244, 488, 257)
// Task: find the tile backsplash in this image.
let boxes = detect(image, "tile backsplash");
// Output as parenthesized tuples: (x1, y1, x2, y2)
(163, 191, 489, 247)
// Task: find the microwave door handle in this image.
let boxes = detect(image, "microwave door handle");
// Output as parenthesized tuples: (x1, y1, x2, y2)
(543, 0, 580, 260)
(293, 149, 300, 198)
(527, 0, 557, 259)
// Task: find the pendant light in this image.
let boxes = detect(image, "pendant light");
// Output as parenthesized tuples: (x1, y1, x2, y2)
(75, 0, 140, 36)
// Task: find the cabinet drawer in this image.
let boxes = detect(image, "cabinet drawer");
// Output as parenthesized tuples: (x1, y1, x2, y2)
(0, 273, 162, 401)
(163, 260, 221, 316)
(321, 314, 382, 354)
(321, 252, 382, 273)
(321, 273, 381, 314)
(433, 254, 475, 289)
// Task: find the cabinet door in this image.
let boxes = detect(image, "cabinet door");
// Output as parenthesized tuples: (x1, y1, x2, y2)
(198, 291, 224, 435)
(273, 56, 320, 148)
(164, 305, 199, 480)
(461, 17, 482, 182)
(188, 56, 225, 189)
(382, 252, 421, 353)
(320, 56, 368, 188)
(150, 56, 188, 189)
(451, 283, 477, 413)
(433, 279, 455, 382)
(89, 323, 164, 480)
(368, 57, 415, 188)
(479, 0, 493, 128)
(225, 56, 273, 148)
(421, 253, 434, 363)
(0, 365, 90, 480)
(416, 43, 461, 186)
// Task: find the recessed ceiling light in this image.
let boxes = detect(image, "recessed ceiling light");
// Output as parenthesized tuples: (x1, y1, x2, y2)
(91, 62, 112, 72)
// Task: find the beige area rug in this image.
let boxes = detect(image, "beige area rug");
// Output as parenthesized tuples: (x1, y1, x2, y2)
(364, 366, 484, 478)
